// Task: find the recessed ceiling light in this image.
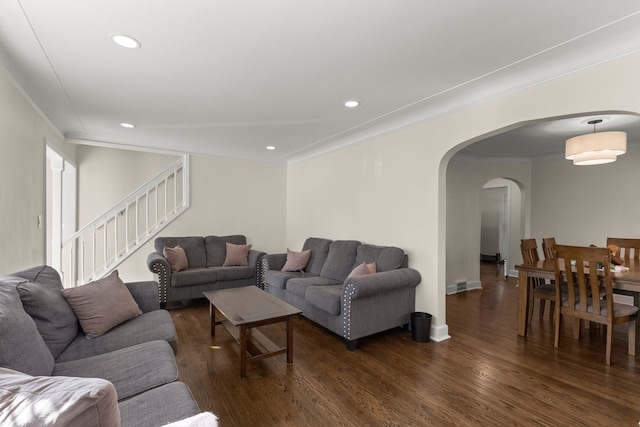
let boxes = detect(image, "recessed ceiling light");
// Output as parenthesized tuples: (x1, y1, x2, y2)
(111, 34, 141, 49)
(266, 146, 276, 150)
(344, 100, 360, 108)
(120, 122, 136, 128)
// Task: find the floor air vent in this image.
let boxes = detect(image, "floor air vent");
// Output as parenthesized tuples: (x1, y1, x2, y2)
(447, 280, 481, 295)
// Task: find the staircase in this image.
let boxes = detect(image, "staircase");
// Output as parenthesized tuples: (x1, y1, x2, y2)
(59, 156, 189, 287)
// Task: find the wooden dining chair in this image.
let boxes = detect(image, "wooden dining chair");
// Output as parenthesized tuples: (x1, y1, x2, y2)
(553, 245, 639, 365)
(521, 239, 555, 322)
(606, 237, 640, 264)
(606, 238, 640, 307)
(542, 237, 556, 260)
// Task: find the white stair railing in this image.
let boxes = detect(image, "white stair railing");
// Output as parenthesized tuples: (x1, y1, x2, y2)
(60, 155, 189, 287)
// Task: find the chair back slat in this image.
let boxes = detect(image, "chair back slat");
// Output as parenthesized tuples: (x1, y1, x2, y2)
(542, 237, 556, 260)
(554, 245, 612, 319)
(606, 237, 640, 264)
(520, 239, 539, 263)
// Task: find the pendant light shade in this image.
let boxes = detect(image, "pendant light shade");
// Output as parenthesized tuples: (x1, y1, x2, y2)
(565, 120, 627, 165)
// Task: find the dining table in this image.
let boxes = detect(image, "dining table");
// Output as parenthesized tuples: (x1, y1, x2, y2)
(515, 259, 640, 337)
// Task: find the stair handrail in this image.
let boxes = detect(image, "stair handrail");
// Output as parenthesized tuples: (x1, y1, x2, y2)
(60, 155, 189, 287)
(62, 157, 188, 244)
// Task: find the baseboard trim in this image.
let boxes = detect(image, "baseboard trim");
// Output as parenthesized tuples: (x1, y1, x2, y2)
(430, 323, 450, 342)
(446, 280, 482, 295)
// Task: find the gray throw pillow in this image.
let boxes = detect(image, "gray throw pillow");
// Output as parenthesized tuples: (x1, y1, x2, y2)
(61, 270, 142, 339)
(0, 286, 55, 376)
(17, 279, 79, 359)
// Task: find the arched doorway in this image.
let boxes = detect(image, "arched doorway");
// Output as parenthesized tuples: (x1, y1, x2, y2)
(480, 177, 524, 278)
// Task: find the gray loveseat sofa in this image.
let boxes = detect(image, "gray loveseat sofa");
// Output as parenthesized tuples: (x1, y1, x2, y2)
(264, 238, 422, 350)
(147, 234, 266, 307)
(0, 265, 212, 427)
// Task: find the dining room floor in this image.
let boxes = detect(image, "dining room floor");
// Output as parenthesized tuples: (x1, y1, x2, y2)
(169, 262, 640, 426)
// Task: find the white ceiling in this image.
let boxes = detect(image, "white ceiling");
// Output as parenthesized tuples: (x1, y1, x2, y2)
(2, 1, 640, 164)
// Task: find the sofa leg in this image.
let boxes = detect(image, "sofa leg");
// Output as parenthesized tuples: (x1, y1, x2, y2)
(346, 339, 358, 351)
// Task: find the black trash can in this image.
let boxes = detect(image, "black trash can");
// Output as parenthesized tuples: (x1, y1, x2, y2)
(411, 312, 432, 342)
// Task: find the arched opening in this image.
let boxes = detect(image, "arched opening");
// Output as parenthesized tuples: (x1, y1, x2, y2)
(443, 110, 639, 330)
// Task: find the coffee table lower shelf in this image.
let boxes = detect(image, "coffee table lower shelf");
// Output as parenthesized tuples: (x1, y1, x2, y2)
(214, 315, 295, 378)
(204, 287, 301, 379)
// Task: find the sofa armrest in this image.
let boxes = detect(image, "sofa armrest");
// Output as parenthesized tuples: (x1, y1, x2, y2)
(343, 268, 421, 300)
(125, 281, 161, 312)
(264, 253, 287, 271)
(147, 252, 171, 307)
(248, 250, 267, 288)
(248, 249, 266, 269)
(147, 251, 171, 273)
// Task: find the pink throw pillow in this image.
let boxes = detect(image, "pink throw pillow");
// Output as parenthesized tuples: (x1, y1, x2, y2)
(60, 270, 142, 338)
(348, 262, 377, 278)
(163, 245, 188, 272)
(281, 249, 311, 272)
(223, 242, 252, 266)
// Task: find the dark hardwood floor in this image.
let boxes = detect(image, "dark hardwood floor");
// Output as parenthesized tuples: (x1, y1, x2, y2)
(169, 264, 640, 426)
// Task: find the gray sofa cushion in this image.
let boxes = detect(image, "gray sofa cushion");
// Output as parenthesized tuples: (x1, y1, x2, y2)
(205, 235, 247, 267)
(305, 285, 343, 315)
(56, 309, 178, 362)
(155, 236, 207, 268)
(355, 244, 405, 272)
(119, 381, 201, 427)
(0, 286, 55, 376)
(13, 266, 79, 359)
(53, 340, 178, 401)
(265, 270, 306, 290)
(0, 367, 120, 427)
(125, 281, 161, 313)
(286, 276, 341, 298)
(213, 266, 255, 281)
(319, 240, 361, 282)
(171, 268, 217, 287)
(302, 238, 332, 275)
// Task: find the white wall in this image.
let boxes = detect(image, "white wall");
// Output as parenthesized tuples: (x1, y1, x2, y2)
(74, 145, 288, 282)
(74, 144, 179, 227)
(0, 67, 74, 274)
(530, 147, 640, 246)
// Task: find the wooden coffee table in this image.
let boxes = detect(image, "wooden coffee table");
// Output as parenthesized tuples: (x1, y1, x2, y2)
(203, 286, 301, 379)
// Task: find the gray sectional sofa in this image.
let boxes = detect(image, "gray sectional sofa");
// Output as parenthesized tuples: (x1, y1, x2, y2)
(0, 265, 213, 427)
(264, 238, 422, 350)
(147, 234, 266, 307)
